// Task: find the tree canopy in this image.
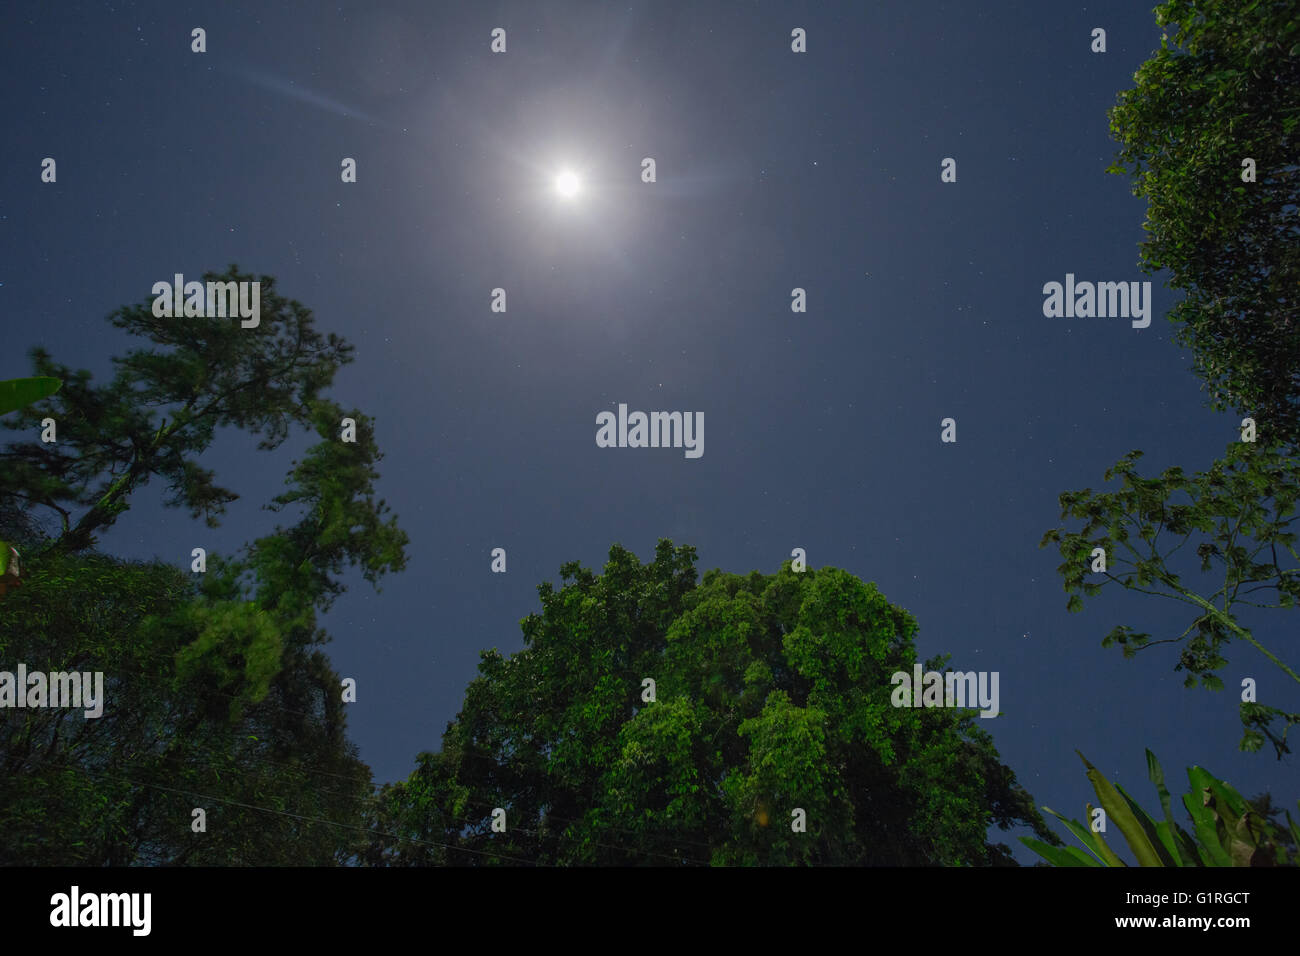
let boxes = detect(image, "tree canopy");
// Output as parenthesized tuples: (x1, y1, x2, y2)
(0, 266, 408, 864)
(1108, 0, 1300, 444)
(1045, 1, 1300, 760)
(1043, 440, 1300, 758)
(366, 541, 1057, 865)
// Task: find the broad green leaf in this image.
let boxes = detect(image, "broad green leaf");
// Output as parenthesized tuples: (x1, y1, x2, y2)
(1042, 805, 1121, 866)
(1146, 749, 1173, 822)
(0, 376, 61, 416)
(1115, 782, 1178, 866)
(1020, 837, 1101, 867)
(1079, 751, 1164, 867)
(1182, 786, 1233, 867)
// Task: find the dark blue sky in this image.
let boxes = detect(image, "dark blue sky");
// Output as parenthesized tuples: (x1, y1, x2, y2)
(3, 0, 1295, 863)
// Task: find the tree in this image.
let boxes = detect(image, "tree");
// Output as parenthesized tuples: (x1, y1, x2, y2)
(1107, 0, 1300, 445)
(1045, 2, 1300, 760)
(0, 266, 408, 864)
(1043, 441, 1299, 758)
(0, 377, 60, 596)
(368, 541, 1058, 865)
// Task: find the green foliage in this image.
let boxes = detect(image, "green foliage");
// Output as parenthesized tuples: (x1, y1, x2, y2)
(0, 268, 407, 864)
(1042, 440, 1300, 755)
(368, 542, 1058, 866)
(1107, 0, 1300, 444)
(0, 266, 360, 553)
(0, 550, 380, 864)
(1023, 749, 1298, 867)
(0, 377, 61, 417)
(1049, 3, 1300, 761)
(0, 537, 18, 597)
(170, 601, 283, 721)
(0, 376, 61, 598)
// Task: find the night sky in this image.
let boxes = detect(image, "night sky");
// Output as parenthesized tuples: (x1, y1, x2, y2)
(4, 1, 1295, 863)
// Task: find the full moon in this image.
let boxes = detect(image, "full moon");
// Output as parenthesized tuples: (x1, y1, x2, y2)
(555, 170, 581, 198)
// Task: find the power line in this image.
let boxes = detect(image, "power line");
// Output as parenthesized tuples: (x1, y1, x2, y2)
(52, 755, 711, 865)
(17, 755, 538, 867)
(2, 630, 733, 855)
(8, 744, 717, 865)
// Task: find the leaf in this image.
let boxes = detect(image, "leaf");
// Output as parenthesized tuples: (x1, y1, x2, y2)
(1182, 783, 1233, 867)
(1020, 837, 1101, 867)
(1042, 805, 1123, 866)
(0, 376, 61, 416)
(1115, 782, 1179, 866)
(1078, 751, 1164, 866)
(1146, 750, 1202, 864)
